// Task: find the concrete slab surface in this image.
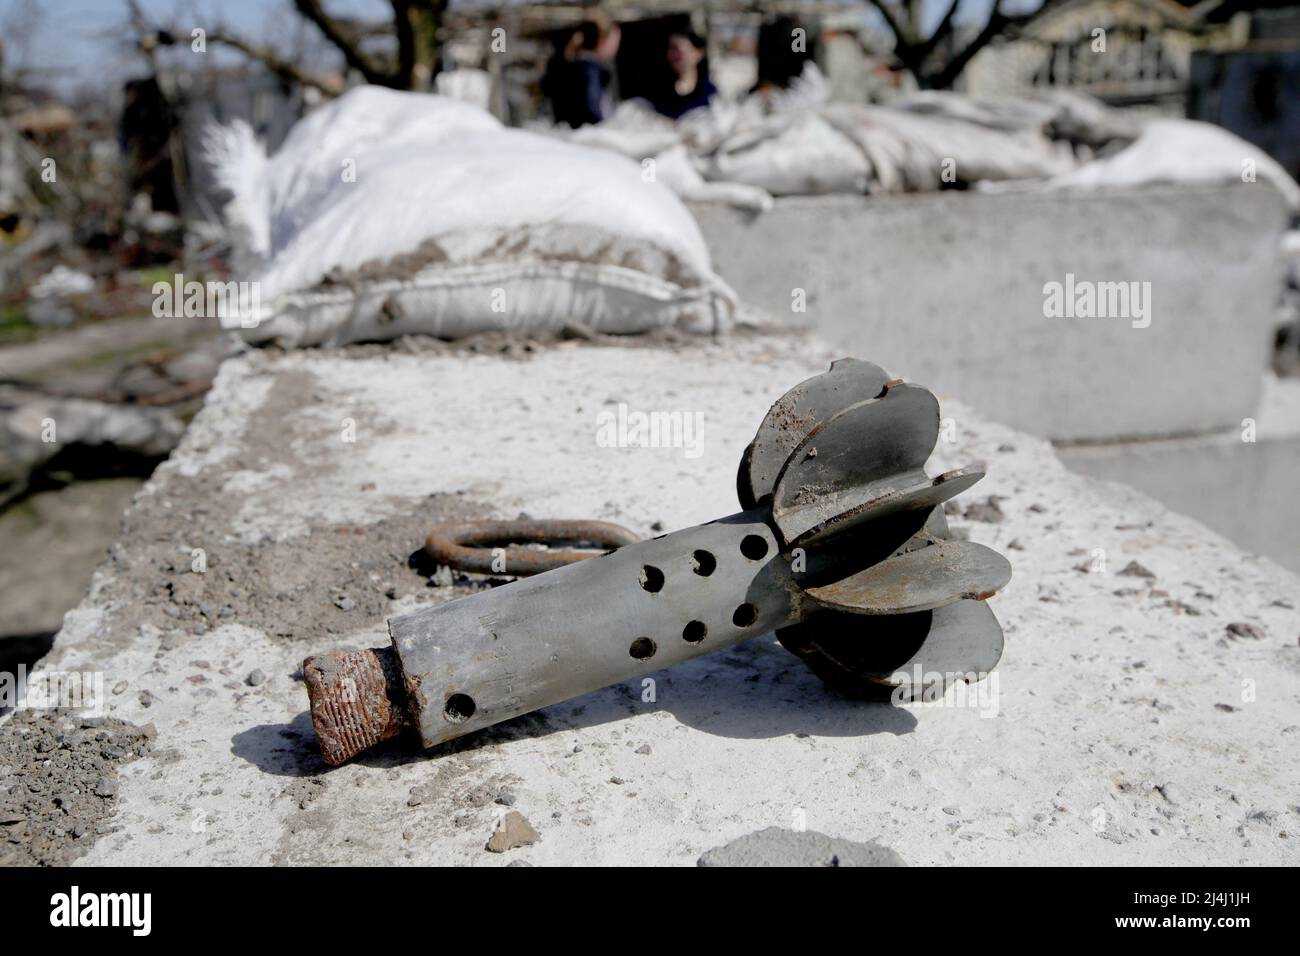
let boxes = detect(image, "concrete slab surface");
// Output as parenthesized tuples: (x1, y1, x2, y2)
(3, 333, 1298, 866)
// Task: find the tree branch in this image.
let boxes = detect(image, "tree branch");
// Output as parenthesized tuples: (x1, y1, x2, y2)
(865, 0, 925, 75)
(292, 0, 391, 85)
(389, 0, 415, 88)
(930, 0, 1065, 89)
(916, 0, 963, 63)
(866, 0, 914, 47)
(205, 29, 343, 95)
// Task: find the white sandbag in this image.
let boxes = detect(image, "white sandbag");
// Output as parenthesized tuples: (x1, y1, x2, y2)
(566, 100, 682, 160)
(827, 103, 1078, 191)
(207, 88, 735, 346)
(205, 86, 501, 268)
(701, 93, 1076, 198)
(652, 144, 773, 212)
(561, 102, 774, 209)
(1036, 119, 1300, 208)
(707, 112, 872, 196)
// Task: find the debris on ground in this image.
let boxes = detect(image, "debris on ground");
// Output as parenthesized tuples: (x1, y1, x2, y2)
(0, 709, 154, 866)
(962, 495, 1006, 524)
(697, 827, 906, 867)
(1225, 622, 1265, 641)
(485, 811, 539, 853)
(1118, 560, 1157, 579)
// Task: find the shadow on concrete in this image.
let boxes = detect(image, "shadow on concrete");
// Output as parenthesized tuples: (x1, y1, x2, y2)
(231, 635, 918, 772)
(432, 635, 918, 758)
(0, 631, 57, 716)
(230, 710, 331, 777)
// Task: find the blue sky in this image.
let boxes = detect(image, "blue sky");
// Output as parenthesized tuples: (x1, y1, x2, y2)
(0, 0, 387, 92)
(3, 0, 1012, 95)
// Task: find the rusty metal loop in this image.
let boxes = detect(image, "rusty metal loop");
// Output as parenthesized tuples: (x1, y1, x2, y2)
(425, 519, 641, 576)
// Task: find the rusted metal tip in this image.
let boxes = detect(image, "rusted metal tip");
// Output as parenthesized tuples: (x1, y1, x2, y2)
(303, 646, 410, 766)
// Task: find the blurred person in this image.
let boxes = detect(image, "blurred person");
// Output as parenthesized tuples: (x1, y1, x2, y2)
(651, 30, 716, 120)
(752, 15, 813, 95)
(747, 15, 827, 115)
(541, 14, 621, 128)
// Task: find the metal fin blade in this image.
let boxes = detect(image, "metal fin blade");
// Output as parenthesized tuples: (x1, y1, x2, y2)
(738, 358, 890, 510)
(804, 539, 1012, 615)
(770, 383, 945, 547)
(778, 467, 983, 550)
(777, 599, 1005, 702)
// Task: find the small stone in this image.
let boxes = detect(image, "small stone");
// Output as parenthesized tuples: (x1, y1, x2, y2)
(698, 827, 906, 867)
(111, 680, 128, 696)
(609, 776, 625, 785)
(334, 594, 356, 611)
(942, 805, 960, 816)
(962, 496, 1005, 524)
(94, 776, 118, 798)
(1225, 622, 1265, 641)
(485, 811, 539, 853)
(1118, 561, 1156, 579)
(245, 669, 267, 687)
(430, 566, 454, 588)
(494, 792, 517, 807)
(635, 744, 651, 755)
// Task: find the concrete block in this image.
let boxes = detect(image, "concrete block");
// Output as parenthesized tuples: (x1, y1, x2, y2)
(4, 336, 1298, 865)
(689, 184, 1289, 441)
(1059, 374, 1300, 573)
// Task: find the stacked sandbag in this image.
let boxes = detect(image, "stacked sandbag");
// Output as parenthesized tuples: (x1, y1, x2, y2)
(1036, 118, 1300, 208)
(207, 86, 735, 347)
(707, 101, 1078, 197)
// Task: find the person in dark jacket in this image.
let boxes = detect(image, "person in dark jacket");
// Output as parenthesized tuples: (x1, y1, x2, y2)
(542, 14, 621, 128)
(650, 30, 716, 121)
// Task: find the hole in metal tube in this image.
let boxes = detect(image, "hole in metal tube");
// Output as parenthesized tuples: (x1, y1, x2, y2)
(691, 550, 716, 576)
(444, 693, 476, 723)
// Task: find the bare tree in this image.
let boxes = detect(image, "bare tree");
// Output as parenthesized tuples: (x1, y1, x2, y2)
(0, 0, 45, 92)
(866, 0, 1066, 89)
(129, 0, 451, 95)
